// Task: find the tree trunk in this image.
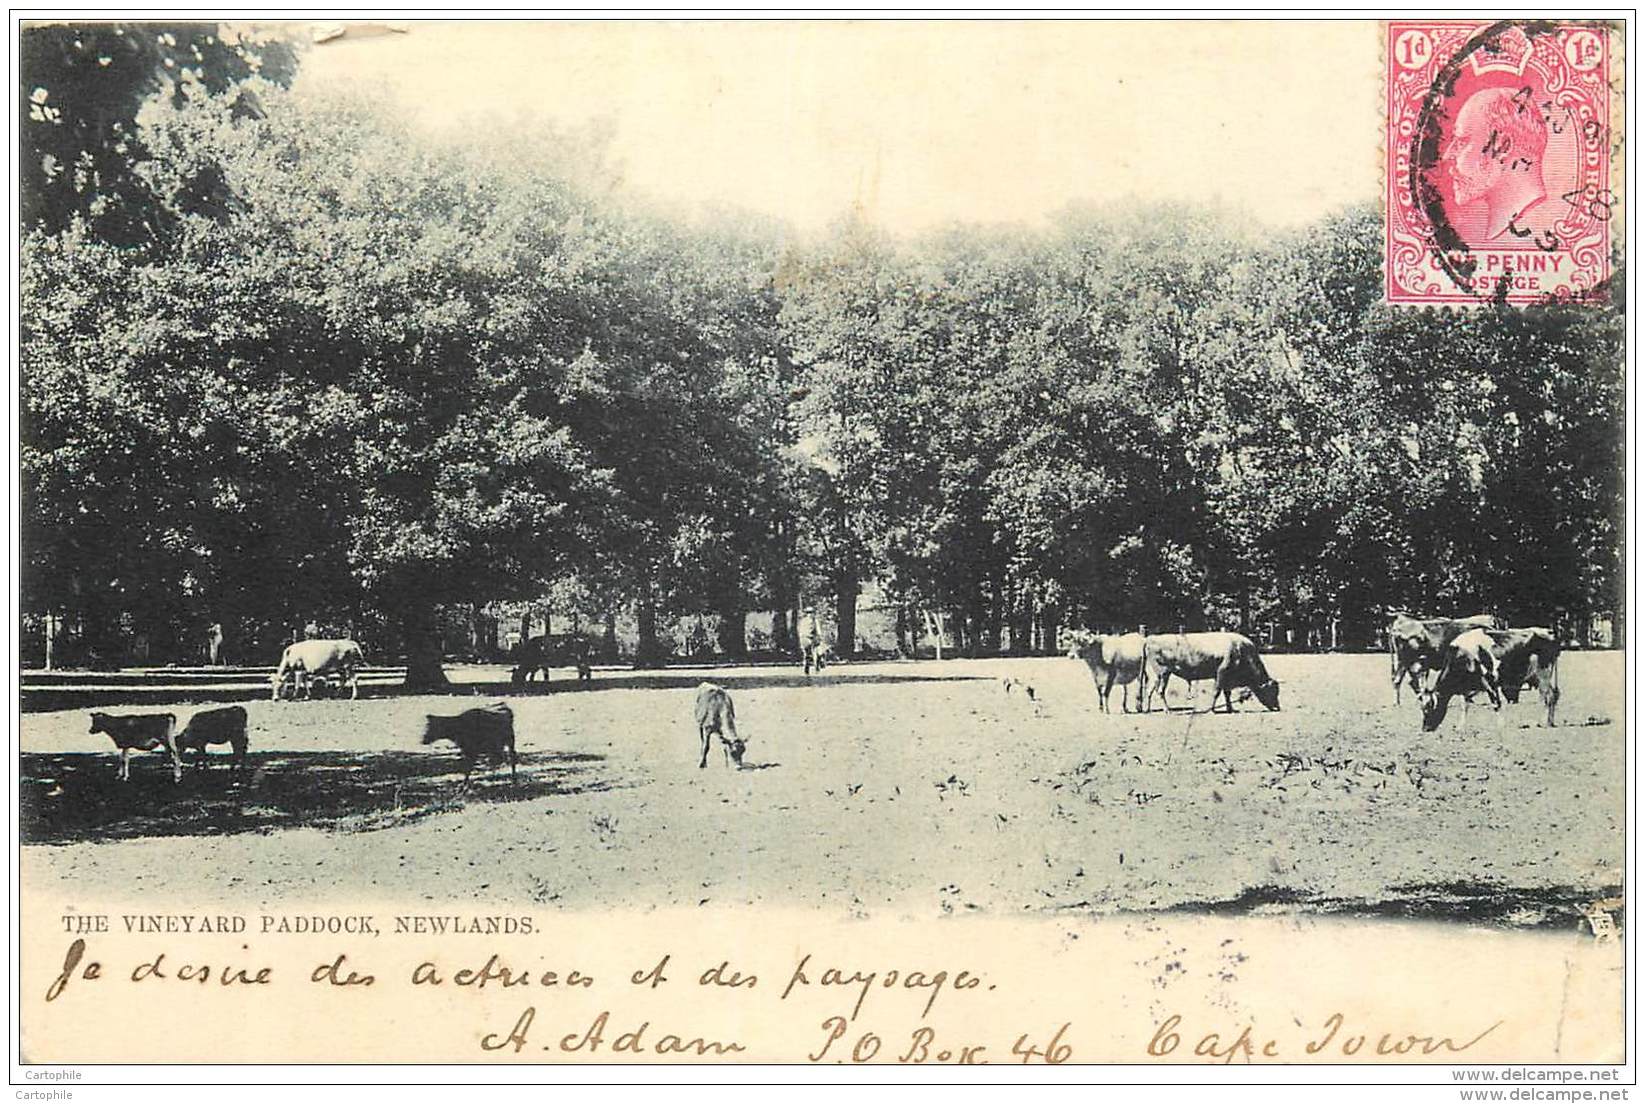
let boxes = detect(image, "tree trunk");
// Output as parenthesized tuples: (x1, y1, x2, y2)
(894, 604, 912, 658)
(769, 610, 788, 656)
(402, 599, 450, 690)
(1011, 585, 1034, 655)
(80, 590, 117, 669)
(983, 579, 1003, 655)
(834, 567, 858, 659)
(770, 563, 795, 656)
(1039, 605, 1060, 659)
(602, 611, 619, 662)
(717, 606, 748, 658)
(634, 573, 663, 668)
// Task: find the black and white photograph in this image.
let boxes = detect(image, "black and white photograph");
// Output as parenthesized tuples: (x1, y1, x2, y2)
(11, 17, 1631, 1078)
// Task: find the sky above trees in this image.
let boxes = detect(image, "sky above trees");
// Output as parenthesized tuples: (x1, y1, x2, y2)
(294, 20, 1381, 236)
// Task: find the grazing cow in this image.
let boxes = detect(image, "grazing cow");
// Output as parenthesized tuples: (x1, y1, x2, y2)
(694, 682, 746, 769)
(1388, 613, 1501, 703)
(175, 706, 249, 772)
(88, 711, 181, 782)
(271, 639, 365, 701)
(1141, 632, 1281, 713)
(1483, 627, 1562, 726)
(511, 634, 593, 687)
(421, 703, 517, 782)
(1067, 631, 1147, 714)
(1420, 628, 1502, 731)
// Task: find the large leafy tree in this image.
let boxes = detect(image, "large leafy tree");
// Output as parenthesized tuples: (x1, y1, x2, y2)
(20, 21, 298, 245)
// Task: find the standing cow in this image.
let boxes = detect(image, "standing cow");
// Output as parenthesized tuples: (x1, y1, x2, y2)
(89, 712, 182, 782)
(271, 639, 365, 701)
(1420, 628, 1502, 731)
(1067, 631, 1147, 714)
(1483, 627, 1562, 726)
(511, 634, 593, 687)
(1142, 632, 1280, 713)
(1388, 613, 1501, 703)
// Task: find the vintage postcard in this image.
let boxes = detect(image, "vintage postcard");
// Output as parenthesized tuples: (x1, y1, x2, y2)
(9, 16, 1631, 1088)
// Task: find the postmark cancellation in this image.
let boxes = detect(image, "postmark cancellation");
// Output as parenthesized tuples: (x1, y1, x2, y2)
(1385, 20, 1620, 305)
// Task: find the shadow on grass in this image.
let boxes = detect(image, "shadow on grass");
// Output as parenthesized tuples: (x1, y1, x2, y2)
(1122, 881, 1626, 930)
(20, 748, 615, 845)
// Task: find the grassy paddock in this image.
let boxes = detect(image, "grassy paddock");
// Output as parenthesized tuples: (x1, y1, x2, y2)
(20, 652, 1623, 925)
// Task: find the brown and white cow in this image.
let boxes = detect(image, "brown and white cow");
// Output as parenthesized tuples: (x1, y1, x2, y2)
(1388, 613, 1501, 703)
(271, 639, 364, 701)
(1067, 630, 1147, 714)
(89, 711, 181, 782)
(1482, 627, 1562, 726)
(694, 682, 746, 768)
(1420, 628, 1502, 731)
(1141, 632, 1280, 714)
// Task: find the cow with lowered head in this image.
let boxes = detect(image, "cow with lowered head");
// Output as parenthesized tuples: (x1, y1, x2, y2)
(175, 705, 249, 773)
(1482, 627, 1562, 726)
(271, 639, 365, 701)
(421, 702, 517, 783)
(694, 682, 746, 768)
(1388, 612, 1501, 704)
(1421, 628, 1502, 731)
(1141, 632, 1280, 714)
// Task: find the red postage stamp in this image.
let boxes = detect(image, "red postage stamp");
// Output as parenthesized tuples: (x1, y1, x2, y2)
(1385, 20, 1619, 305)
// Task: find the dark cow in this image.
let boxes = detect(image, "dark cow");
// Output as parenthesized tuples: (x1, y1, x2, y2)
(511, 634, 593, 687)
(1388, 613, 1501, 703)
(1141, 632, 1280, 713)
(271, 639, 365, 701)
(1420, 628, 1502, 731)
(175, 706, 249, 772)
(1483, 627, 1562, 726)
(1067, 630, 1147, 713)
(421, 703, 517, 782)
(694, 682, 746, 769)
(89, 711, 181, 782)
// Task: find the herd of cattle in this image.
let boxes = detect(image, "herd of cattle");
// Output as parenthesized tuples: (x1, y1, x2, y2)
(1064, 613, 1563, 732)
(73, 611, 1566, 784)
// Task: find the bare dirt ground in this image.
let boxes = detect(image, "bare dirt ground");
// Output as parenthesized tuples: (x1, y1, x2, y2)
(20, 652, 1624, 925)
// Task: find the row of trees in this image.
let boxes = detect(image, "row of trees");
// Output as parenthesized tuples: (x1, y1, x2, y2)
(20, 24, 1625, 682)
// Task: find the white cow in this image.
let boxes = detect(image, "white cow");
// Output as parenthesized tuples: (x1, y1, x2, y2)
(271, 639, 365, 701)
